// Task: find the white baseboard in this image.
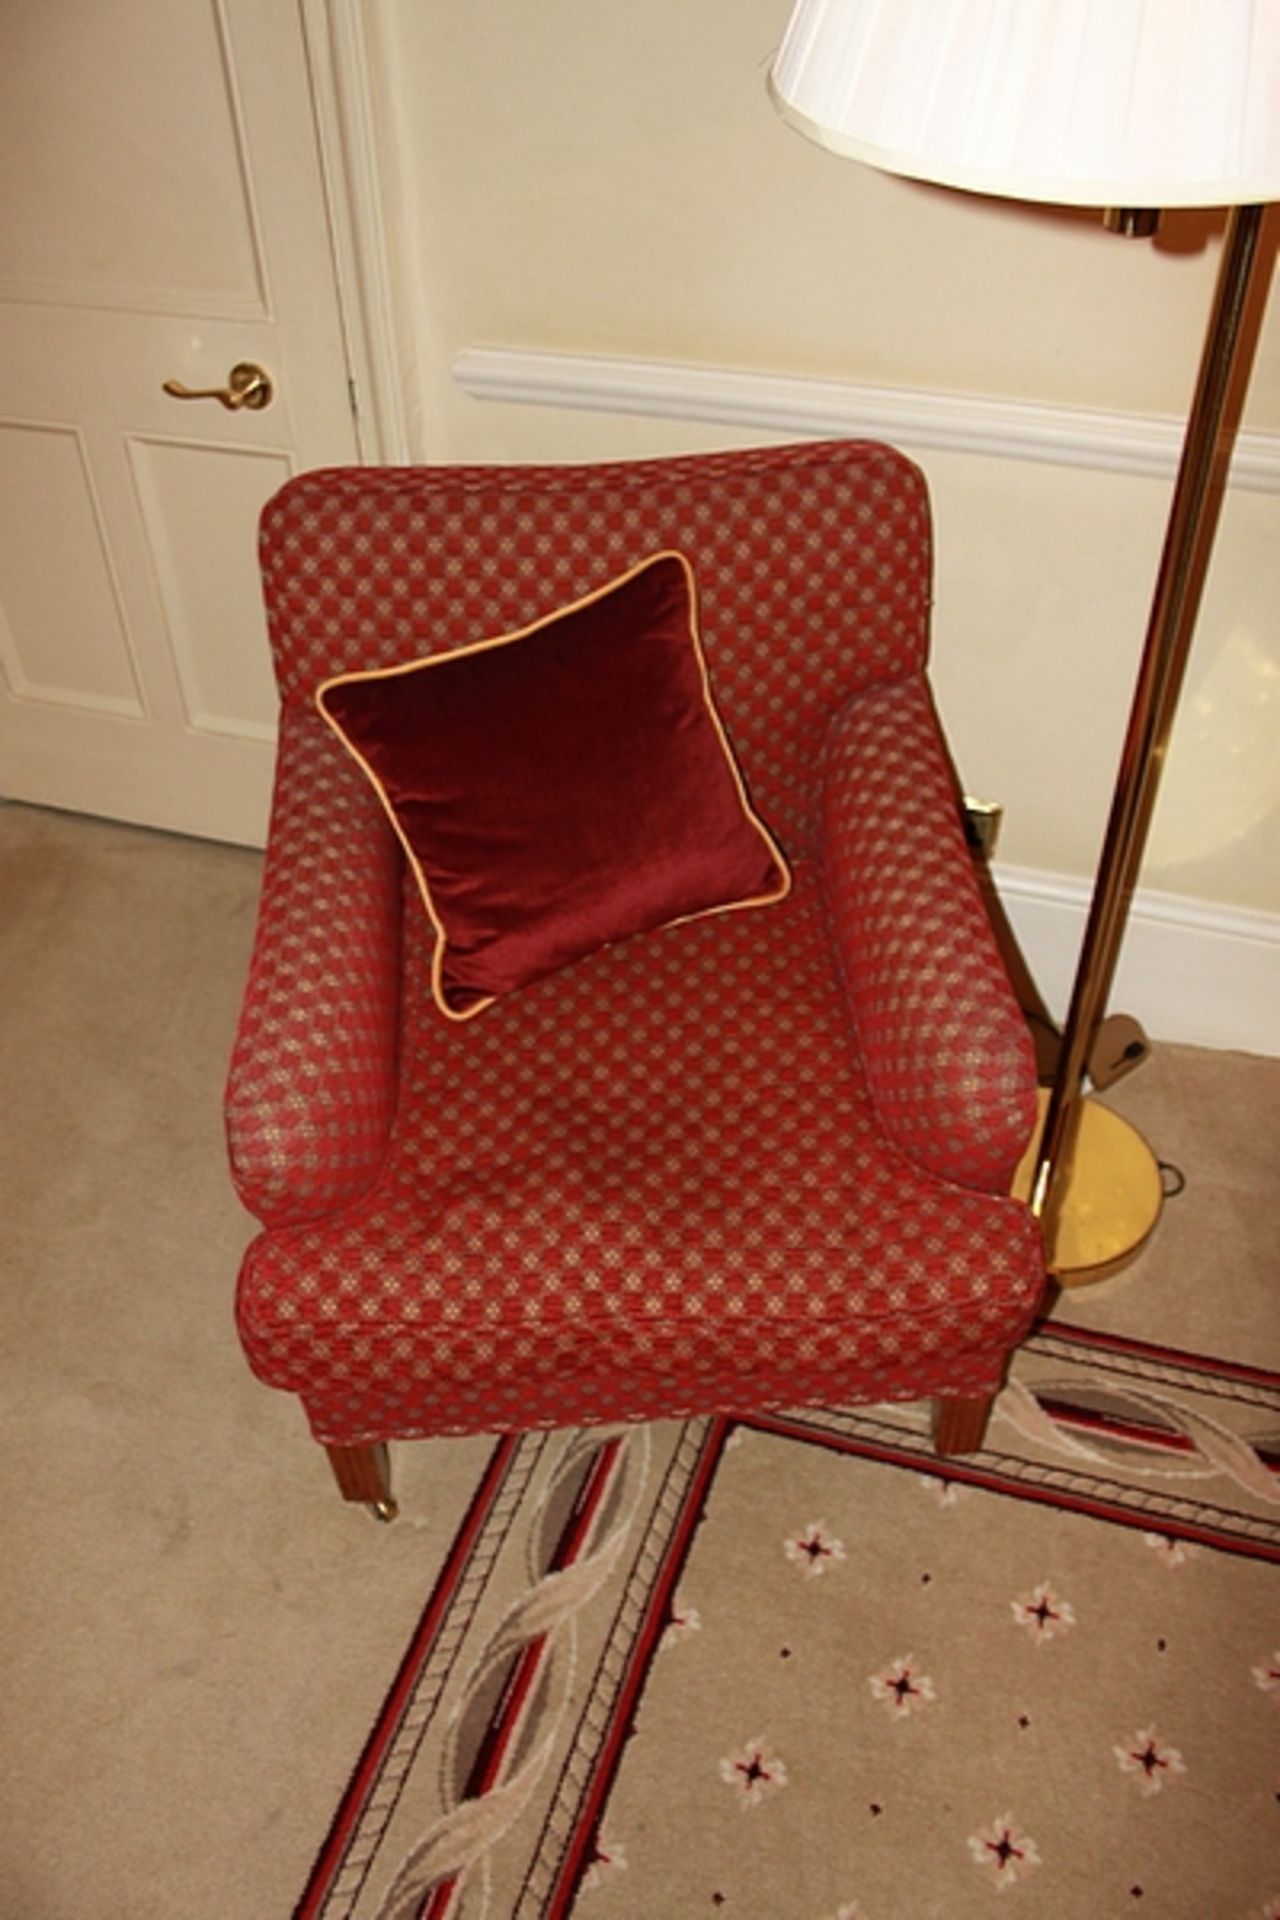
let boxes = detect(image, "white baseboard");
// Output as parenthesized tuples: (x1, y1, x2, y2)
(995, 866, 1280, 1058)
(451, 345, 1280, 490)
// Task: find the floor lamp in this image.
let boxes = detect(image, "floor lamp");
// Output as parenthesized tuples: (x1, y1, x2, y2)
(770, 0, 1280, 1284)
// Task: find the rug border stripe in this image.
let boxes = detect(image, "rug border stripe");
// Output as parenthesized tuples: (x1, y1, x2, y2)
(423, 1436, 629, 1920)
(745, 1409, 1280, 1562)
(1032, 1319, 1280, 1388)
(544, 1418, 733, 1917)
(292, 1433, 523, 1920)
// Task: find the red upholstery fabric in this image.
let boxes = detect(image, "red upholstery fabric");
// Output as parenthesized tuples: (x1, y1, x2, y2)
(822, 677, 1039, 1191)
(225, 702, 402, 1228)
(228, 441, 1046, 1450)
(315, 551, 788, 1019)
(256, 442, 931, 858)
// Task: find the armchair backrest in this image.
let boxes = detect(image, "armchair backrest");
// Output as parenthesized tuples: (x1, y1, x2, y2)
(259, 440, 931, 854)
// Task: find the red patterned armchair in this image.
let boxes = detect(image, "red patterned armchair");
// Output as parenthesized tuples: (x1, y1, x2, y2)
(226, 441, 1046, 1516)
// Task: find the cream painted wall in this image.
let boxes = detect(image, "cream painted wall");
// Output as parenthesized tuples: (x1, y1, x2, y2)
(370, 0, 1278, 918)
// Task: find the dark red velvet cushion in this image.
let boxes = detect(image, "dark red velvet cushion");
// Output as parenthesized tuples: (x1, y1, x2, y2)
(315, 551, 790, 1019)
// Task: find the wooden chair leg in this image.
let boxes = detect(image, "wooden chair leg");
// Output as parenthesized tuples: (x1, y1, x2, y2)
(932, 1393, 995, 1456)
(325, 1442, 397, 1520)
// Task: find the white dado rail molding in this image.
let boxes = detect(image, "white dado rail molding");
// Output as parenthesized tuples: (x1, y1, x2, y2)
(451, 345, 1280, 491)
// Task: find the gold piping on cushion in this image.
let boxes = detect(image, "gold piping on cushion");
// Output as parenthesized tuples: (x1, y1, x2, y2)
(315, 550, 790, 1022)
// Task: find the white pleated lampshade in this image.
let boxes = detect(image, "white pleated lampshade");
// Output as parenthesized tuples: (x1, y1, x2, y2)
(770, 0, 1280, 207)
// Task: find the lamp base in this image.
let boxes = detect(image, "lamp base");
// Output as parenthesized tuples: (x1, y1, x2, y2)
(1013, 1090, 1164, 1287)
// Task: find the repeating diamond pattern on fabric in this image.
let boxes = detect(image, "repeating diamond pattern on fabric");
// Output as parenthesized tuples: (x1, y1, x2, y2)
(258, 440, 931, 858)
(229, 440, 1046, 1451)
(225, 702, 403, 1227)
(821, 676, 1039, 1192)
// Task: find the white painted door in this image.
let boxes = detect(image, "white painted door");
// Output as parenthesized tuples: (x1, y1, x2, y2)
(0, 0, 362, 846)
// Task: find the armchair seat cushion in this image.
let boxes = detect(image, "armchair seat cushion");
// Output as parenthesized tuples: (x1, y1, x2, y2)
(236, 860, 1043, 1447)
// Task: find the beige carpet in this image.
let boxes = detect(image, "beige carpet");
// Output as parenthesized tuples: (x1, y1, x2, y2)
(0, 799, 1276, 1920)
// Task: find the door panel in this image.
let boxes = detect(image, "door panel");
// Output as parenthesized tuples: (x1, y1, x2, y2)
(0, 422, 143, 715)
(127, 438, 287, 739)
(0, 0, 360, 845)
(0, 1, 266, 318)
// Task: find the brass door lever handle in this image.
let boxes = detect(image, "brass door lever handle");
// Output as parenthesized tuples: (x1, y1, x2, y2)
(162, 362, 274, 411)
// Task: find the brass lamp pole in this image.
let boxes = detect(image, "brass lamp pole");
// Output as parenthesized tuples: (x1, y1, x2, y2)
(1030, 203, 1271, 1265)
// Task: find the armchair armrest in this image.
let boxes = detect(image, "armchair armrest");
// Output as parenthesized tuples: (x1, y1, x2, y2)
(820, 675, 1037, 1192)
(225, 701, 403, 1227)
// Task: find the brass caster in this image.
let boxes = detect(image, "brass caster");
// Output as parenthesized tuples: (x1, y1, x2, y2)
(367, 1496, 399, 1523)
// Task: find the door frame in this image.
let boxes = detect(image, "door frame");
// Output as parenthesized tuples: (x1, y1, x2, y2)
(302, 0, 411, 466)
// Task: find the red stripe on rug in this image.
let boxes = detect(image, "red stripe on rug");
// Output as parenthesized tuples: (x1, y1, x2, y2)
(293, 1433, 522, 1920)
(1032, 1392, 1280, 1471)
(464, 1436, 624, 1806)
(423, 1434, 626, 1920)
(1034, 1318, 1280, 1387)
(546, 1417, 734, 1916)
(743, 1410, 1280, 1564)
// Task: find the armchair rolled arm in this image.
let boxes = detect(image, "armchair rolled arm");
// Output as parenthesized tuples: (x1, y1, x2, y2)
(820, 675, 1038, 1192)
(225, 700, 403, 1227)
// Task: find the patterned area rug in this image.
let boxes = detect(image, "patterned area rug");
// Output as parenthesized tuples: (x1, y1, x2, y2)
(296, 1328, 1280, 1920)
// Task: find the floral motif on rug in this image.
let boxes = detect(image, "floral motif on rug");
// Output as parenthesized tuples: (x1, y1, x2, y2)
(295, 1328, 1280, 1920)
